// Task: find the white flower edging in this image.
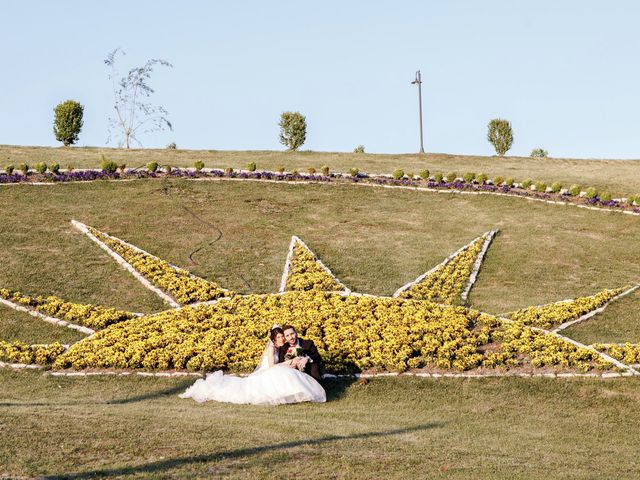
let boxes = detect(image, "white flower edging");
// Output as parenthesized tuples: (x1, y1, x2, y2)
(552, 284, 640, 333)
(0, 297, 95, 335)
(279, 236, 351, 294)
(392, 230, 496, 299)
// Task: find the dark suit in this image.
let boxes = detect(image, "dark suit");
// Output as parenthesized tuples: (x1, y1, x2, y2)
(278, 338, 322, 383)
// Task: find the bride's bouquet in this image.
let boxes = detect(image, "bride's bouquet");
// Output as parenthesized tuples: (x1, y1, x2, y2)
(285, 346, 308, 371)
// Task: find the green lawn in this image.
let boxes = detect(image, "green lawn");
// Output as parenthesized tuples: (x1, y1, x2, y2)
(0, 179, 638, 325)
(2, 172, 640, 479)
(3, 144, 640, 197)
(2, 370, 640, 479)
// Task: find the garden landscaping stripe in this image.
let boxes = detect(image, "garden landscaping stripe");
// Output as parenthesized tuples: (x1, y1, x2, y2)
(497, 315, 640, 376)
(279, 236, 350, 294)
(392, 231, 495, 299)
(461, 230, 498, 302)
(0, 297, 94, 335)
(72, 220, 182, 308)
(552, 284, 640, 333)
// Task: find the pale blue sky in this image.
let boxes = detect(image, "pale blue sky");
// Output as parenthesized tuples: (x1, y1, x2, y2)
(2, 1, 640, 158)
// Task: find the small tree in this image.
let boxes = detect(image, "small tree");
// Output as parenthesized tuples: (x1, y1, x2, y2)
(53, 100, 84, 146)
(530, 148, 548, 158)
(278, 111, 306, 151)
(104, 48, 173, 148)
(487, 118, 513, 156)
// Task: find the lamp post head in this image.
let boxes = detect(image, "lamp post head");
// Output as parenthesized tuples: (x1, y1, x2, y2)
(411, 70, 422, 85)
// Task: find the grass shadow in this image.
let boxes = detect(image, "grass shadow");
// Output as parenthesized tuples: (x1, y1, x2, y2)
(106, 380, 195, 405)
(46, 422, 445, 479)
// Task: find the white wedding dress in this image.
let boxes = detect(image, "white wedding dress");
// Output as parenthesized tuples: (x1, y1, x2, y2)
(179, 343, 326, 405)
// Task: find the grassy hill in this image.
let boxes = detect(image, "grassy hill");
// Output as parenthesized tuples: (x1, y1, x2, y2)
(1, 148, 640, 478)
(2, 144, 640, 197)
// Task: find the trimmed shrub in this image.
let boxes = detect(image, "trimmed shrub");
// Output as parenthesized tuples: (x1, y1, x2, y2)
(349, 167, 359, 177)
(504, 177, 514, 187)
(194, 160, 205, 172)
(165, 165, 172, 174)
(101, 158, 118, 174)
(35, 163, 48, 174)
(407, 171, 414, 180)
(493, 176, 504, 186)
(599, 191, 612, 201)
(50, 163, 60, 175)
(476, 173, 488, 185)
(247, 162, 257, 172)
(353, 145, 365, 153)
(551, 182, 562, 193)
(462, 172, 476, 183)
(433, 173, 443, 183)
(307, 167, 315, 175)
(4, 164, 14, 175)
(147, 162, 159, 173)
(278, 111, 307, 151)
(277, 166, 286, 173)
(53, 99, 84, 146)
(392, 169, 404, 180)
(569, 184, 581, 196)
(534, 181, 547, 192)
(18, 163, 29, 175)
(66, 165, 74, 172)
(321, 165, 330, 176)
(419, 169, 430, 180)
(445, 172, 457, 183)
(585, 187, 598, 199)
(530, 148, 548, 158)
(487, 118, 513, 156)
(224, 167, 234, 175)
(118, 164, 127, 173)
(626, 195, 635, 205)
(521, 179, 533, 189)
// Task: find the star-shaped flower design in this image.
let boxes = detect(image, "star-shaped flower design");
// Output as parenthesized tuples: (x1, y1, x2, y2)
(0, 220, 637, 375)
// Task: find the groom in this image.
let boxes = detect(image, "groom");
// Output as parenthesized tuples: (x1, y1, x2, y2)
(279, 325, 323, 383)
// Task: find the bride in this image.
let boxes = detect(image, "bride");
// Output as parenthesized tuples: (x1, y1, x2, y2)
(179, 326, 326, 405)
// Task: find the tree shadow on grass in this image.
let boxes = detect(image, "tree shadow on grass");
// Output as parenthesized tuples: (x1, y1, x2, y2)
(45, 422, 445, 479)
(0, 380, 196, 407)
(323, 377, 357, 401)
(106, 380, 196, 405)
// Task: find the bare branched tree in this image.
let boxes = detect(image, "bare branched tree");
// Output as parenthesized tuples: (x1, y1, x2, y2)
(104, 48, 173, 148)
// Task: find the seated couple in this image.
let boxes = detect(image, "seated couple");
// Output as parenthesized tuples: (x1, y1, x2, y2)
(180, 325, 326, 405)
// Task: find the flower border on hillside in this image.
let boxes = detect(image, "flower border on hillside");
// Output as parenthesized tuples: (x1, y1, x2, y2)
(1, 166, 639, 217)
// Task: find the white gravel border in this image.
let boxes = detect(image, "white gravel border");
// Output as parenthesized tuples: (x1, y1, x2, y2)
(0, 297, 95, 335)
(72, 220, 185, 307)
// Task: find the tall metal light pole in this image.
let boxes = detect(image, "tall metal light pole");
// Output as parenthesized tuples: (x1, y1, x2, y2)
(411, 70, 425, 154)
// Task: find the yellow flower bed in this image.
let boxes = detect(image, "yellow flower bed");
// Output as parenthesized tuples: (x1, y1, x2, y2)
(0, 288, 135, 330)
(53, 291, 608, 373)
(485, 321, 611, 372)
(89, 227, 228, 304)
(284, 242, 343, 292)
(508, 288, 625, 329)
(593, 343, 640, 364)
(0, 340, 66, 365)
(398, 237, 485, 304)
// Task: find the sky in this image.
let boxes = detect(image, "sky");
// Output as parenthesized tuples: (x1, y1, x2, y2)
(1, 0, 640, 158)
